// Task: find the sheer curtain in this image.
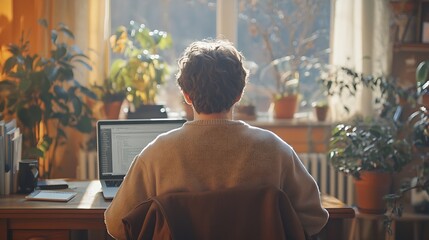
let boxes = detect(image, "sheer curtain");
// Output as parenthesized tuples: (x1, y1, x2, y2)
(40, 0, 110, 178)
(330, 0, 392, 121)
(41, 0, 110, 86)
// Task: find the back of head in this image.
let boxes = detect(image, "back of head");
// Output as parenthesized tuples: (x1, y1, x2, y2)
(176, 39, 248, 114)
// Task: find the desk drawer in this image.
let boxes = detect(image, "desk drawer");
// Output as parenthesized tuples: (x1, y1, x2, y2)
(12, 230, 69, 240)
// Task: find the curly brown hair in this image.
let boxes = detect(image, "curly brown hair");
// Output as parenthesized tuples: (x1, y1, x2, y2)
(176, 39, 248, 114)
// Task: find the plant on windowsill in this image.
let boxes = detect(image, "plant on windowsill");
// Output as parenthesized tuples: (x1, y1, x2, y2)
(259, 56, 300, 119)
(109, 20, 172, 118)
(0, 19, 96, 178)
(91, 78, 127, 119)
(311, 100, 329, 122)
(311, 66, 334, 122)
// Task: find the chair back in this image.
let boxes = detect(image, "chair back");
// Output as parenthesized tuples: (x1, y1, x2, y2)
(122, 185, 309, 240)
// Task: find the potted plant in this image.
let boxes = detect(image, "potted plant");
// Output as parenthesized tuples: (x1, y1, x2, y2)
(323, 67, 415, 213)
(91, 78, 127, 119)
(0, 19, 96, 178)
(329, 118, 412, 213)
(312, 100, 329, 122)
(261, 56, 300, 119)
(109, 20, 172, 118)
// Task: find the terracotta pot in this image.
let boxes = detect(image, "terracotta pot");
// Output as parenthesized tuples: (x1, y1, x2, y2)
(103, 101, 123, 119)
(354, 171, 393, 214)
(314, 105, 329, 122)
(273, 95, 298, 119)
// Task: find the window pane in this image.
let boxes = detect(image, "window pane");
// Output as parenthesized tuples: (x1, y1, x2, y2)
(110, 0, 331, 116)
(110, 0, 216, 112)
(237, 0, 331, 114)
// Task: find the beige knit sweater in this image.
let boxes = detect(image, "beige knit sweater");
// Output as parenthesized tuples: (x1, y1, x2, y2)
(104, 119, 329, 239)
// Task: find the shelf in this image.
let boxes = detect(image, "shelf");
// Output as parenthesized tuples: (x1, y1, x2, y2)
(393, 43, 429, 52)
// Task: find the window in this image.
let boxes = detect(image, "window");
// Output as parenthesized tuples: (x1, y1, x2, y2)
(110, 0, 331, 116)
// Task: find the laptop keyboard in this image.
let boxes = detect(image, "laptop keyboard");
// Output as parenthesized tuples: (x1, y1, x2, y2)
(105, 180, 123, 187)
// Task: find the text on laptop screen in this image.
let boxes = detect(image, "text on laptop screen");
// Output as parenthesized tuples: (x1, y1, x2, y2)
(98, 120, 184, 177)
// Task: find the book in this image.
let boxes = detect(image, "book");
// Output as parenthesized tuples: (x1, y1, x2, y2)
(0, 134, 4, 195)
(11, 132, 22, 193)
(5, 126, 19, 194)
(25, 190, 77, 202)
(37, 179, 69, 190)
(1, 119, 17, 195)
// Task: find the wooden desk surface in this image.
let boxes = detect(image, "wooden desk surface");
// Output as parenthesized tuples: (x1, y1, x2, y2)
(0, 181, 109, 236)
(0, 181, 108, 211)
(0, 181, 354, 240)
(322, 194, 355, 219)
(0, 181, 353, 216)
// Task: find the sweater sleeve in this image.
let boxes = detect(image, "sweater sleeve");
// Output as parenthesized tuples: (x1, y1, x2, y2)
(104, 154, 154, 240)
(281, 149, 329, 236)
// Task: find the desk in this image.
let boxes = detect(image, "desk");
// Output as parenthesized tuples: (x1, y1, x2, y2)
(0, 181, 110, 240)
(349, 207, 429, 240)
(0, 181, 354, 240)
(320, 194, 356, 240)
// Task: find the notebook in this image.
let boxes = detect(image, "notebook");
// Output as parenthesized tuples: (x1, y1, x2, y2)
(97, 119, 186, 200)
(26, 190, 77, 202)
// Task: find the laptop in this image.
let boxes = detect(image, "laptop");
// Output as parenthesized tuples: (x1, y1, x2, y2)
(97, 118, 186, 200)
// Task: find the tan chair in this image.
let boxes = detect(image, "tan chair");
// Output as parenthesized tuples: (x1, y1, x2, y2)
(122, 185, 310, 240)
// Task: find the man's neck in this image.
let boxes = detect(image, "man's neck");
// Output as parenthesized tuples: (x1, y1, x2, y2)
(193, 109, 233, 120)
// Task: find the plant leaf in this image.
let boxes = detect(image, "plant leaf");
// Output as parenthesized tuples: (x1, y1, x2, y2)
(51, 30, 58, 43)
(80, 86, 98, 99)
(74, 59, 92, 71)
(71, 96, 82, 116)
(38, 18, 48, 28)
(59, 26, 75, 39)
(75, 115, 93, 133)
(2, 57, 17, 74)
(54, 85, 68, 99)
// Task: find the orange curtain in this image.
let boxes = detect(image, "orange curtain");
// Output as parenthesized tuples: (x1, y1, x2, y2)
(0, 0, 109, 179)
(0, 0, 51, 63)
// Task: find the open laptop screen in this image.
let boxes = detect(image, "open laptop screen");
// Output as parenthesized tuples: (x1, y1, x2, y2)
(97, 119, 186, 179)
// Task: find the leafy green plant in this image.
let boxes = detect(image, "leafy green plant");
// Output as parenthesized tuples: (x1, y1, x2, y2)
(318, 66, 414, 114)
(328, 118, 412, 179)
(416, 60, 428, 95)
(109, 20, 172, 108)
(0, 19, 96, 178)
(259, 56, 301, 98)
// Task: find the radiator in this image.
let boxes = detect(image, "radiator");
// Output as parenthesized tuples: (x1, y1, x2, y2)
(299, 153, 355, 206)
(77, 150, 98, 180)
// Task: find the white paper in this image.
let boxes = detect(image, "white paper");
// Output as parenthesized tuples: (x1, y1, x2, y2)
(423, 22, 429, 43)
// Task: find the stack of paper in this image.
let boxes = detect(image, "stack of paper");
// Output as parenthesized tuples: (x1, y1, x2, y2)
(0, 119, 22, 195)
